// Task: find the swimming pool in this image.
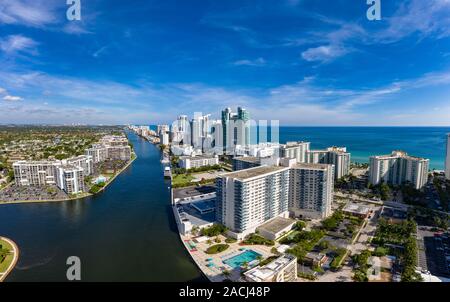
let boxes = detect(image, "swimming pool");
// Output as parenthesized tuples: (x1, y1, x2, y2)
(223, 250, 262, 268)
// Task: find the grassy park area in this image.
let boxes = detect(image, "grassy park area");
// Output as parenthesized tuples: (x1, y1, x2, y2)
(0, 239, 14, 275)
(172, 174, 195, 187)
(206, 244, 229, 254)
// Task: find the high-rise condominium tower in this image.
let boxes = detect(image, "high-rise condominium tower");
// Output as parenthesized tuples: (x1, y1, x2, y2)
(221, 107, 251, 154)
(369, 151, 429, 190)
(215, 166, 290, 239)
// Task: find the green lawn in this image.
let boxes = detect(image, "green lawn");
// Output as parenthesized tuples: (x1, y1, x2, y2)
(172, 174, 194, 186)
(206, 244, 229, 254)
(0, 239, 14, 273)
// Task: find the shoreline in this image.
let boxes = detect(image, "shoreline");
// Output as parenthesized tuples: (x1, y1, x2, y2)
(173, 205, 214, 282)
(0, 236, 19, 282)
(0, 154, 137, 206)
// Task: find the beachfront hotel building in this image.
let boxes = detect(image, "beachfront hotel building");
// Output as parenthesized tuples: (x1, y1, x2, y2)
(306, 147, 350, 180)
(244, 254, 297, 282)
(288, 163, 334, 219)
(369, 151, 429, 190)
(279, 141, 311, 164)
(446, 134, 450, 180)
(215, 166, 291, 239)
(179, 155, 219, 170)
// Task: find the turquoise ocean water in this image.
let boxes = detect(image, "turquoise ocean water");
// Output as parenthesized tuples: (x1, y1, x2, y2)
(278, 127, 450, 170)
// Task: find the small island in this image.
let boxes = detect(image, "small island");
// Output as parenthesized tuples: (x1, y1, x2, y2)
(0, 237, 19, 282)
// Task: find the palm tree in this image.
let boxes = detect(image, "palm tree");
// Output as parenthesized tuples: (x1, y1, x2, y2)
(242, 261, 249, 269)
(222, 269, 231, 277)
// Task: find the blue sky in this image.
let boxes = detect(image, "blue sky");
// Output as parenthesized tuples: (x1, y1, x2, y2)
(0, 0, 450, 125)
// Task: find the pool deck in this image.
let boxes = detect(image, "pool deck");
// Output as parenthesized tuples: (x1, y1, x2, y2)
(179, 233, 275, 282)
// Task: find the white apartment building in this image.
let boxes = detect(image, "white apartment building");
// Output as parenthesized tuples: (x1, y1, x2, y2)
(288, 163, 334, 219)
(157, 125, 169, 135)
(99, 135, 129, 146)
(13, 161, 59, 186)
(160, 131, 169, 145)
(56, 165, 85, 194)
(13, 160, 86, 194)
(242, 143, 280, 158)
(244, 254, 297, 282)
(86, 144, 131, 163)
(66, 155, 93, 176)
(306, 147, 350, 180)
(215, 166, 291, 239)
(174, 115, 191, 145)
(86, 144, 108, 163)
(369, 151, 429, 190)
(446, 134, 450, 180)
(232, 156, 280, 171)
(279, 141, 310, 163)
(106, 145, 131, 161)
(179, 155, 219, 170)
(171, 144, 195, 156)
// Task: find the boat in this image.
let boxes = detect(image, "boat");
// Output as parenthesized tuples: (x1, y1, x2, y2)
(164, 166, 172, 179)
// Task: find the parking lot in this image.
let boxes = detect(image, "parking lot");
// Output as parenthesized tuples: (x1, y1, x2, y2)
(417, 228, 450, 277)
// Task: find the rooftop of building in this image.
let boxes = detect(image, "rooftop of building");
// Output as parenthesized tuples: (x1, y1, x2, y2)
(257, 217, 296, 234)
(307, 146, 348, 154)
(233, 156, 260, 163)
(343, 203, 371, 215)
(67, 155, 92, 160)
(283, 141, 310, 147)
(59, 164, 83, 171)
(292, 162, 332, 170)
(305, 252, 327, 261)
(371, 150, 429, 161)
(244, 254, 296, 282)
(221, 165, 288, 180)
(13, 160, 58, 165)
(179, 154, 218, 160)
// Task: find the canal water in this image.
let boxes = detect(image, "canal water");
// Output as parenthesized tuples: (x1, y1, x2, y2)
(0, 131, 205, 281)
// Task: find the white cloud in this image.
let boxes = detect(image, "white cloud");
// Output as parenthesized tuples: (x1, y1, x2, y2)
(376, 0, 450, 43)
(62, 23, 93, 35)
(0, 0, 59, 27)
(0, 87, 6, 94)
(92, 46, 109, 58)
(3, 95, 23, 102)
(0, 35, 38, 55)
(1, 68, 450, 125)
(233, 57, 266, 67)
(301, 45, 349, 62)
